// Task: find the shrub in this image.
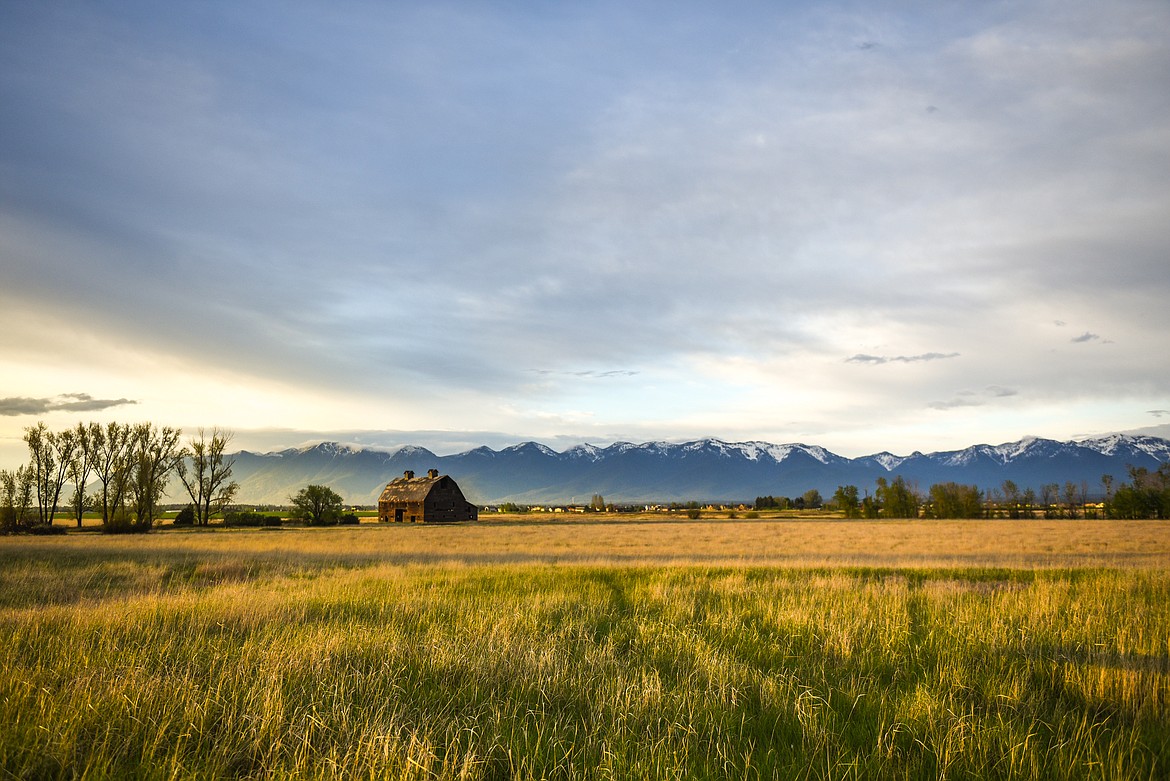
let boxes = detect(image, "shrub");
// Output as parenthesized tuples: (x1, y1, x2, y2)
(224, 511, 281, 528)
(28, 524, 67, 536)
(686, 508, 701, 519)
(102, 510, 151, 535)
(172, 505, 196, 526)
(339, 513, 360, 525)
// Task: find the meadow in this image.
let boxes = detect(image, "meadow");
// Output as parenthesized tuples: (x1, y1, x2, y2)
(1, 518, 1168, 779)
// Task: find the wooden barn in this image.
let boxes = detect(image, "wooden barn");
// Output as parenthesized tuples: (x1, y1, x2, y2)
(377, 469, 478, 523)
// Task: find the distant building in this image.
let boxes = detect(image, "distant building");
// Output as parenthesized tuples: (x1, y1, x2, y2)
(377, 469, 478, 523)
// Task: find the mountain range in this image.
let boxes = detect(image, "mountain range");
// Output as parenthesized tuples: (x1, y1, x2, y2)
(224, 434, 1170, 506)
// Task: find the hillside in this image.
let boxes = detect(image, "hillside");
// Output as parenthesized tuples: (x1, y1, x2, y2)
(223, 435, 1170, 505)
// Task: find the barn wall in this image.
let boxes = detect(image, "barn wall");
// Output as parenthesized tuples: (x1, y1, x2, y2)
(423, 479, 478, 522)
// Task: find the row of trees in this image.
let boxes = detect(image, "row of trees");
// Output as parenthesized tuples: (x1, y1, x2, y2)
(1, 422, 239, 533)
(819, 468, 1170, 520)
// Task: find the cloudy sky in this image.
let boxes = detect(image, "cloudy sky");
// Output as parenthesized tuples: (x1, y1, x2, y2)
(2, 0, 1168, 464)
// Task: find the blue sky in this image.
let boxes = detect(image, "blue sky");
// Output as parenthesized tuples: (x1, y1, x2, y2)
(2, 0, 1169, 463)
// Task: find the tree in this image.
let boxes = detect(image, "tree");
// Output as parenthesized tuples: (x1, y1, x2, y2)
(128, 423, 183, 531)
(801, 488, 823, 510)
(1063, 481, 1081, 519)
(876, 476, 919, 518)
(1, 466, 35, 531)
(590, 494, 606, 511)
(24, 422, 73, 527)
(861, 492, 880, 519)
(1001, 480, 1021, 519)
(67, 423, 99, 528)
(926, 482, 984, 519)
(290, 484, 344, 525)
(832, 485, 861, 518)
(1106, 465, 1170, 519)
(1041, 483, 1059, 519)
(1101, 474, 1114, 504)
(176, 428, 238, 526)
(90, 422, 135, 525)
(754, 496, 790, 510)
(1021, 487, 1037, 519)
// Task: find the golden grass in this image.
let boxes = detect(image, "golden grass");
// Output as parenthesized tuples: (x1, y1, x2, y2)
(2, 519, 1167, 778)
(1, 561, 1167, 779)
(7, 517, 1168, 569)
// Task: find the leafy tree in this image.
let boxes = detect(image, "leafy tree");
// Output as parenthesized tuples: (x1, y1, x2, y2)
(173, 505, 197, 526)
(926, 482, 984, 519)
(176, 428, 238, 526)
(801, 489, 823, 510)
(876, 476, 919, 518)
(290, 484, 344, 525)
(1106, 465, 1170, 519)
(832, 485, 861, 518)
(861, 492, 880, 519)
(590, 494, 606, 511)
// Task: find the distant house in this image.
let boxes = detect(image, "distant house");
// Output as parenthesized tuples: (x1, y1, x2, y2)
(377, 469, 478, 523)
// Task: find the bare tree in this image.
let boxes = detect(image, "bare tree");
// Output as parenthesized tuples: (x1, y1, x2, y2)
(24, 423, 56, 526)
(1041, 483, 1059, 519)
(67, 423, 99, 528)
(129, 423, 184, 530)
(1, 466, 34, 531)
(90, 422, 135, 525)
(176, 428, 238, 526)
(1063, 481, 1080, 519)
(1001, 480, 1021, 519)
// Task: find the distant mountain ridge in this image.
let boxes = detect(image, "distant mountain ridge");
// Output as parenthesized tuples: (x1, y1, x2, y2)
(224, 434, 1170, 506)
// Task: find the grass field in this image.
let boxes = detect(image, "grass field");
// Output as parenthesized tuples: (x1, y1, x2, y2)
(1, 519, 1168, 779)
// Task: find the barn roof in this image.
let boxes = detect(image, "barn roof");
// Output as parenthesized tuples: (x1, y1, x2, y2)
(378, 471, 445, 504)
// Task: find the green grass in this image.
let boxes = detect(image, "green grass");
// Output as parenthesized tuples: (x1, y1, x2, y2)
(1, 536, 1167, 779)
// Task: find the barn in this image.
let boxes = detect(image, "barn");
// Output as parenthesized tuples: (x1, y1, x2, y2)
(377, 469, 478, 523)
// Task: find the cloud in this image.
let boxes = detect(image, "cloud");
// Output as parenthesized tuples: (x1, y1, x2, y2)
(929, 385, 1019, 411)
(845, 352, 961, 365)
(0, 394, 137, 417)
(533, 370, 640, 379)
(1070, 332, 1100, 343)
(1149, 409, 1170, 418)
(927, 398, 983, 410)
(0, 2, 1168, 458)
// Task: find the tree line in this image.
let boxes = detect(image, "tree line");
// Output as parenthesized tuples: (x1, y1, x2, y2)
(754, 468, 1170, 519)
(1, 422, 238, 533)
(0, 420, 364, 533)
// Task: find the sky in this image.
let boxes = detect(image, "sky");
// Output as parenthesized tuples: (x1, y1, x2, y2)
(2, 0, 1169, 466)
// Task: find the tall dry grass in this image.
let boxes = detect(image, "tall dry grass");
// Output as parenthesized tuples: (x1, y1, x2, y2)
(0, 523, 1167, 778)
